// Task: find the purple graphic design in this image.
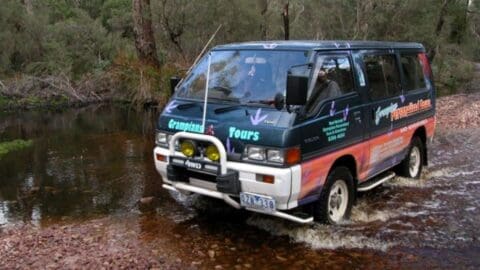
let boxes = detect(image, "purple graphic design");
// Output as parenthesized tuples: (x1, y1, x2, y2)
(391, 156, 397, 166)
(302, 169, 312, 181)
(226, 138, 235, 154)
(343, 104, 350, 121)
(165, 101, 178, 113)
(400, 94, 405, 103)
(250, 108, 268, 126)
(329, 101, 336, 117)
(359, 153, 368, 171)
(205, 124, 215, 135)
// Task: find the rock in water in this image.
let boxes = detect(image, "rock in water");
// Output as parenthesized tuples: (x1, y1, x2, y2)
(140, 196, 155, 204)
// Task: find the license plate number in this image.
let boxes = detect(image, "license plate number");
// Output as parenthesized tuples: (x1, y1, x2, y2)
(240, 192, 276, 213)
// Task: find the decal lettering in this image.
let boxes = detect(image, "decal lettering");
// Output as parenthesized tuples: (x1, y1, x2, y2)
(375, 103, 398, 125)
(391, 99, 432, 121)
(229, 126, 260, 141)
(369, 137, 404, 165)
(322, 118, 350, 142)
(184, 160, 202, 170)
(168, 119, 203, 133)
(304, 136, 320, 144)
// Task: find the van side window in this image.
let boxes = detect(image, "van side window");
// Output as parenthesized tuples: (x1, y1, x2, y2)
(400, 54, 427, 91)
(363, 54, 401, 100)
(305, 55, 354, 115)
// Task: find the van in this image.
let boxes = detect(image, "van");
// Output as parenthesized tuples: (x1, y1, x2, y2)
(153, 41, 436, 224)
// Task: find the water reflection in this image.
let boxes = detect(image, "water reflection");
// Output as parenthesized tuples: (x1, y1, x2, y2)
(0, 105, 160, 225)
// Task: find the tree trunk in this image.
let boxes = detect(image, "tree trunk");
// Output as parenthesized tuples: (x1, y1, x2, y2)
(428, 0, 451, 61)
(23, 0, 34, 15)
(282, 2, 290, 40)
(132, 0, 160, 68)
(160, 0, 186, 61)
(257, 0, 268, 40)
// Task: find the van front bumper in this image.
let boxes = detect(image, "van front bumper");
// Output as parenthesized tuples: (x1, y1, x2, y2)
(153, 132, 311, 224)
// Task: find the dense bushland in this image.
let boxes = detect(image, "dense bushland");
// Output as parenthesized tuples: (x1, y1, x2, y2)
(0, 0, 479, 108)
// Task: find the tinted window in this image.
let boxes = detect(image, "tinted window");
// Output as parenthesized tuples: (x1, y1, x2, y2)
(400, 54, 426, 91)
(363, 54, 401, 100)
(305, 54, 354, 114)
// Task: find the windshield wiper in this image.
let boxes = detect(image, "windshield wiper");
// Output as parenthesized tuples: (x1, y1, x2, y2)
(177, 102, 201, 110)
(247, 99, 274, 106)
(214, 104, 243, 114)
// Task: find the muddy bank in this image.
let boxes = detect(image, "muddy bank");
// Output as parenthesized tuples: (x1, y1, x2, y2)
(0, 74, 164, 111)
(0, 219, 179, 269)
(436, 92, 480, 130)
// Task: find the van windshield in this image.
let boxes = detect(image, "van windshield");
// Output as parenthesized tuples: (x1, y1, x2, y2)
(176, 50, 309, 104)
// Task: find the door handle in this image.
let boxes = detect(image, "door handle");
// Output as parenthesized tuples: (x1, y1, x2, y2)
(354, 111, 362, 123)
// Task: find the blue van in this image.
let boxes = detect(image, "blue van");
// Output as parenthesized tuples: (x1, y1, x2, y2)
(153, 41, 436, 224)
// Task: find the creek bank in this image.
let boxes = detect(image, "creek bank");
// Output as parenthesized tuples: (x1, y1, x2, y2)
(0, 74, 164, 111)
(0, 219, 185, 269)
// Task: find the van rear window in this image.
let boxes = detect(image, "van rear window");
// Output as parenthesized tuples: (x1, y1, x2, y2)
(400, 54, 427, 91)
(363, 54, 401, 100)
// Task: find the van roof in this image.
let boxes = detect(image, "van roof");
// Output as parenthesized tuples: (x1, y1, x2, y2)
(213, 40, 424, 51)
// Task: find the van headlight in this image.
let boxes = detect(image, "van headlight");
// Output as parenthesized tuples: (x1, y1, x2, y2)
(155, 131, 178, 149)
(155, 132, 168, 145)
(267, 149, 284, 163)
(243, 146, 300, 166)
(246, 146, 266, 161)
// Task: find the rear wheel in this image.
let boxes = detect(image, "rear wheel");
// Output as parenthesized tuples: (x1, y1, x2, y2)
(398, 136, 424, 179)
(313, 166, 354, 224)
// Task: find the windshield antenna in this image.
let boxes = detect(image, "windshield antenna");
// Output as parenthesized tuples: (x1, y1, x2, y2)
(201, 52, 212, 133)
(186, 24, 222, 76)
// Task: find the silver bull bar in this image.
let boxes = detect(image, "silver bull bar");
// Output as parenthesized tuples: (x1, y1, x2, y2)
(165, 131, 314, 224)
(169, 131, 227, 174)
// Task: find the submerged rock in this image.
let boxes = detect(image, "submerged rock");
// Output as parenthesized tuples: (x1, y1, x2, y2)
(139, 196, 155, 205)
(208, 250, 215, 259)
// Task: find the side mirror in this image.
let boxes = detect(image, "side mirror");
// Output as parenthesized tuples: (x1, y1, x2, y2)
(273, 93, 285, 110)
(286, 74, 308, 106)
(170, 76, 181, 95)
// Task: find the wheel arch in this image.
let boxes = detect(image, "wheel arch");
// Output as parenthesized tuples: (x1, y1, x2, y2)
(329, 155, 358, 189)
(412, 126, 428, 165)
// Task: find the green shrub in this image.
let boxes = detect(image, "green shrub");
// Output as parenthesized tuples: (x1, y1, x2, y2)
(0, 139, 33, 158)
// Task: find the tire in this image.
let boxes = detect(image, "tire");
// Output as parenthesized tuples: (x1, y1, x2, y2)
(313, 166, 355, 224)
(397, 136, 424, 179)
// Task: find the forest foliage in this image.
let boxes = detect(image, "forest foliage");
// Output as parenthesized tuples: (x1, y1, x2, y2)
(0, 0, 479, 106)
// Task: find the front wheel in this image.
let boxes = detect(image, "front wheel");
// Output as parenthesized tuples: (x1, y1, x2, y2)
(313, 166, 354, 224)
(398, 136, 424, 179)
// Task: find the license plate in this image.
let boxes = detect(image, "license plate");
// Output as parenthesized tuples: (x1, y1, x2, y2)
(240, 192, 276, 213)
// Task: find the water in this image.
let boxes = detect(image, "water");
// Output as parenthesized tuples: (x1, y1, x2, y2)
(0, 106, 479, 268)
